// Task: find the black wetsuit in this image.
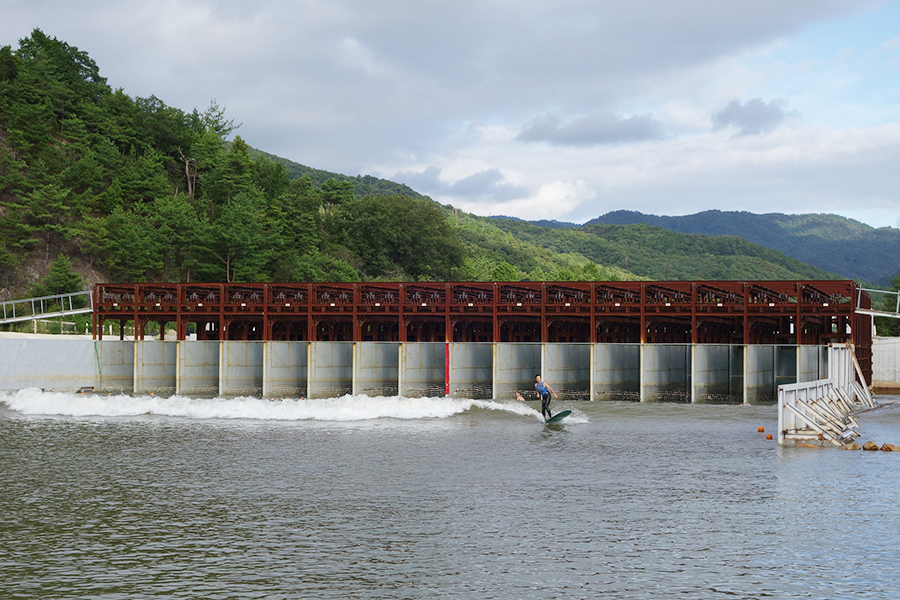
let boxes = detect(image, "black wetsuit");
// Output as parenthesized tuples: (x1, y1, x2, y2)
(536, 381, 552, 419)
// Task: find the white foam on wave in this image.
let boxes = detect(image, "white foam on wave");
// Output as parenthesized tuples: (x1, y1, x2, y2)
(560, 409, 590, 424)
(0, 387, 551, 422)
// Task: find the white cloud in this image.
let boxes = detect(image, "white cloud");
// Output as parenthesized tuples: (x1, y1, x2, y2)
(2, 0, 899, 226)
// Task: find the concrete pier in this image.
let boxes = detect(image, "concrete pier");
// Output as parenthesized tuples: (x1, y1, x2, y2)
(493, 343, 541, 399)
(134, 341, 176, 395)
(692, 345, 743, 403)
(398, 342, 445, 398)
(307, 342, 352, 399)
(220, 341, 264, 397)
(177, 340, 219, 396)
(448, 343, 492, 399)
(775, 345, 798, 390)
(543, 343, 591, 401)
(354, 342, 399, 397)
(591, 343, 640, 401)
(1, 336, 867, 404)
(797, 345, 827, 383)
(262, 341, 307, 398)
(641, 344, 691, 402)
(98, 339, 135, 393)
(744, 345, 776, 403)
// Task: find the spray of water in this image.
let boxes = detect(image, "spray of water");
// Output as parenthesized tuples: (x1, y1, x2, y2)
(0, 387, 584, 423)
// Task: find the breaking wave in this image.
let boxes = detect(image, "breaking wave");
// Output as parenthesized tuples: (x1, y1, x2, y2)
(0, 388, 571, 423)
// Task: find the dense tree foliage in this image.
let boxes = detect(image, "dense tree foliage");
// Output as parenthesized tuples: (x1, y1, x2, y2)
(487, 219, 838, 281)
(592, 210, 900, 285)
(0, 30, 466, 291)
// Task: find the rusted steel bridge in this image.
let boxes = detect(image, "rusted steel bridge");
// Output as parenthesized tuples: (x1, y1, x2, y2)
(94, 280, 870, 348)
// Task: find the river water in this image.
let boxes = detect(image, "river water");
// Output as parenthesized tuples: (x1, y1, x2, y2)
(2, 389, 899, 599)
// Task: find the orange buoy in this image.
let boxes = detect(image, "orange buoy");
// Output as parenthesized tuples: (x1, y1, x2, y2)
(766, 434, 773, 440)
(758, 426, 765, 433)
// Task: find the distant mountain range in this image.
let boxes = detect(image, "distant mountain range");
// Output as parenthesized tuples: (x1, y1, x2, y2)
(494, 210, 900, 285)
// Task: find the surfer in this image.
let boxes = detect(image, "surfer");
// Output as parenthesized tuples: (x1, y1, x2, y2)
(534, 375, 557, 420)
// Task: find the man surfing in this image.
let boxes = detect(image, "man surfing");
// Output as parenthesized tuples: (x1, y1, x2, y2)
(534, 374, 557, 421)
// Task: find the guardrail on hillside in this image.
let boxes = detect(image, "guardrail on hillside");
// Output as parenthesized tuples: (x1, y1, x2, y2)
(0, 291, 93, 325)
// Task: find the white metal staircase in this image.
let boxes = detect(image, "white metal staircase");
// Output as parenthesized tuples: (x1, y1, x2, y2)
(0, 291, 93, 325)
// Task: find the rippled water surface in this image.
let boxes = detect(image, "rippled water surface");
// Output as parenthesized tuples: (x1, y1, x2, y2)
(2, 390, 900, 599)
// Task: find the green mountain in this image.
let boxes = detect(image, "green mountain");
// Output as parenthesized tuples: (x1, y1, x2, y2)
(0, 30, 843, 304)
(486, 218, 836, 281)
(590, 210, 900, 285)
(246, 146, 426, 199)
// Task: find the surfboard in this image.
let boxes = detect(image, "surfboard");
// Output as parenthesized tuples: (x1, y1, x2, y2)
(545, 409, 571, 423)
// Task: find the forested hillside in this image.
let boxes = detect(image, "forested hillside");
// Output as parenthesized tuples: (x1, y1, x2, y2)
(0, 30, 470, 294)
(591, 210, 900, 285)
(487, 219, 837, 281)
(0, 30, 844, 302)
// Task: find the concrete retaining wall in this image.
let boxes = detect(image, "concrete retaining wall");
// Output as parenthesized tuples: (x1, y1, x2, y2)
(1, 337, 862, 403)
(98, 340, 134, 393)
(354, 342, 399, 397)
(262, 341, 307, 398)
(134, 341, 176, 395)
(177, 340, 219, 396)
(220, 341, 264, 397)
(448, 343, 492, 399)
(692, 345, 741, 403)
(641, 344, 690, 402)
(591, 344, 640, 401)
(0, 336, 97, 392)
(797, 345, 824, 383)
(543, 343, 591, 400)
(398, 342, 445, 398)
(873, 337, 900, 392)
(307, 342, 353, 399)
(493, 343, 541, 400)
(744, 345, 775, 403)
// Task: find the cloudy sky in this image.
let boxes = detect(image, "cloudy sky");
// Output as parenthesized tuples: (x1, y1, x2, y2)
(3, 1, 900, 227)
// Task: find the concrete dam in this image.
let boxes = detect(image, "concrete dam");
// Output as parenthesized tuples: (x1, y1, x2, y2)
(0, 280, 874, 403)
